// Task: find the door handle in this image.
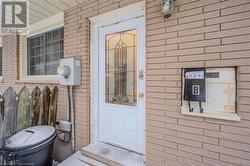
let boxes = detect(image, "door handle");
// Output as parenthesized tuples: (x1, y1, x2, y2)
(138, 93, 144, 98)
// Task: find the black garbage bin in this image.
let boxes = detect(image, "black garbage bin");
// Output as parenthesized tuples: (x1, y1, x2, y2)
(2, 125, 56, 166)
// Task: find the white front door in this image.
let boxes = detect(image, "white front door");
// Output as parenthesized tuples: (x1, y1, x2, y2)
(98, 17, 145, 153)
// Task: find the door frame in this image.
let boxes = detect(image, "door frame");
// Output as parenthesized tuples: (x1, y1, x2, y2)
(89, 1, 146, 153)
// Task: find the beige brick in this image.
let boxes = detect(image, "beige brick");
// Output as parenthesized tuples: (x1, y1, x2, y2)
(239, 74, 250, 82)
(178, 144, 219, 159)
(166, 47, 204, 57)
(221, 3, 250, 16)
(203, 143, 250, 160)
(147, 32, 178, 41)
(204, 130, 250, 144)
(177, 157, 208, 166)
(147, 125, 177, 136)
(179, 11, 220, 24)
(179, 53, 220, 62)
(147, 19, 178, 31)
(147, 16, 165, 25)
(220, 139, 250, 152)
(204, 0, 250, 12)
(206, 26, 250, 39)
(165, 147, 202, 161)
(147, 44, 178, 52)
(166, 20, 204, 33)
(206, 59, 250, 67)
(222, 34, 250, 45)
(147, 28, 165, 36)
(179, 24, 220, 36)
(206, 11, 250, 26)
(221, 50, 250, 59)
(179, 0, 220, 12)
(99, 3, 119, 14)
(177, 132, 219, 145)
(238, 82, 250, 90)
(239, 66, 250, 74)
(221, 125, 250, 136)
(147, 80, 177, 87)
(166, 123, 204, 135)
(238, 89, 250, 97)
(173, 7, 203, 19)
(175, 0, 197, 6)
(147, 51, 165, 58)
(206, 43, 250, 53)
(167, 61, 205, 69)
(221, 19, 250, 30)
(203, 157, 237, 166)
(166, 34, 204, 45)
(178, 119, 220, 130)
(220, 154, 250, 166)
(179, 39, 220, 49)
(147, 56, 178, 64)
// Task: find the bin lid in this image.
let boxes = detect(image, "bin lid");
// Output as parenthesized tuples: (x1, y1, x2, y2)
(4, 126, 56, 151)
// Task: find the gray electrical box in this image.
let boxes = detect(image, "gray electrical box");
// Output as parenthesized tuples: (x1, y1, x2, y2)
(58, 58, 81, 86)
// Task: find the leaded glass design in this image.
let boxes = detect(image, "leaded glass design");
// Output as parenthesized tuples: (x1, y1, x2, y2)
(0, 47, 2, 76)
(105, 29, 137, 106)
(28, 27, 64, 75)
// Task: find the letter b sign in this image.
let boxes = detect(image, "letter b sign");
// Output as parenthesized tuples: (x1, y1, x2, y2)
(192, 85, 200, 95)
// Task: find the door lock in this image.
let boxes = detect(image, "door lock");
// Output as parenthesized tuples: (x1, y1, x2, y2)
(139, 70, 144, 80)
(138, 93, 144, 98)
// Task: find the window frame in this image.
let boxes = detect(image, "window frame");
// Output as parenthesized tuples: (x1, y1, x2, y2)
(27, 27, 64, 76)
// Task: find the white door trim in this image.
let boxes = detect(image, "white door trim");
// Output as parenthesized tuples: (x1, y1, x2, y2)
(89, 1, 146, 153)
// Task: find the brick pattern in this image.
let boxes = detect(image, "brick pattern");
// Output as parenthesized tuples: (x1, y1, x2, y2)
(0, 35, 67, 132)
(1, 0, 250, 165)
(64, 0, 142, 149)
(146, 0, 250, 166)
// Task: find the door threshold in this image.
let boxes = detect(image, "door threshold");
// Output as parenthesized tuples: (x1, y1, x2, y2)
(80, 142, 145, 166)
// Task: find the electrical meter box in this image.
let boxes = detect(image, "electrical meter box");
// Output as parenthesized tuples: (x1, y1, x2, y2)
(58, 58, 81, 86)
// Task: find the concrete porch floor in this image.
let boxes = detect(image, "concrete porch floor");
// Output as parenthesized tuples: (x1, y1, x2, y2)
(58, 151, 108, 166)
(58, 142, 145, 166)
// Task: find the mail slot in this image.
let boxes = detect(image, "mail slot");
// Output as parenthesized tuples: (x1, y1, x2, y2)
(184, 68, 206, 102)
(183, 68, 206, 113)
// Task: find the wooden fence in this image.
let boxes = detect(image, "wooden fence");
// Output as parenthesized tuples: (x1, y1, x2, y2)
(0, 86, 59, 146)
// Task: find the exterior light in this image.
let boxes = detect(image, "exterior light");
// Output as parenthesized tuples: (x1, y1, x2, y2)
(161, 0, 175, 18)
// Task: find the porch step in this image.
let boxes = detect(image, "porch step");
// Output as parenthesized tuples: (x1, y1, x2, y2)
(58, 151, 108, 166)
(80, 142, 145, 166)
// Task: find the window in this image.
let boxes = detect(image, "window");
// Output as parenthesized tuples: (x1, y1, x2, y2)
(0, 47, 2, 76)
(105, 30, 137, 106)
(27, 27, 64, 75)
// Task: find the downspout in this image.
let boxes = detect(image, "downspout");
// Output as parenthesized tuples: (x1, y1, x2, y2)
(69, 86, 75, 153)
(67, 85, 75, 153)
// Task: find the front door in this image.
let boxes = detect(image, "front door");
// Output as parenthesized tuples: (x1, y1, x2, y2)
(98, 17, 145, 153)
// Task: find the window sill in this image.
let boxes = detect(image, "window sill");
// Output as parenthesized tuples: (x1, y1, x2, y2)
(181, 108, 241, 121)
(16, 75, 59, 85)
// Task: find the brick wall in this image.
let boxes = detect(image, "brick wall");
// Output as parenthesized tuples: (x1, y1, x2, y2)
(1, 0, 250, 165)
(64, 0, 143, 150)
(0, 35, 68, 129)
(146, 0, 250, 166)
